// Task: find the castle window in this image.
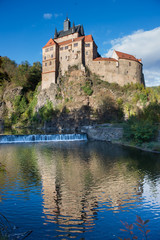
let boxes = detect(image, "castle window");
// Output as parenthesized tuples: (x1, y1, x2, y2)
(49, 61, 52, 65)
(65, 46, 68, 50)
(85, 43, 90, 47)
(51, 54, 53, 58)
(45, 63, 47, 66)
(60, 47, 63, 50)
(129, 62, 131, 66)
(50, 47, 53, 51)
(44, 56, 46, 60)
(86, 51, 88, 55)
(74, 43, 78, 47)
(45, 48, 49, 52)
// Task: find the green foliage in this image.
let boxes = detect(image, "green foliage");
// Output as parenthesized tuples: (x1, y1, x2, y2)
(124, 118, 157, 144)
(11, 95, 28, 124)
(65, 98, 69, 103)
(122, 82, 144, 92)
(68, 65, 79, 71)
(38, 101, 54, 122)
(0, 56, 41, 90)
(82, 80, 93, 96)
(142, 101, 160, 122)
(117, 98, 123, 107)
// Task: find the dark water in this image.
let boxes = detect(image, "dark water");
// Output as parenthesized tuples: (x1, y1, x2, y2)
(0, 141, 160, 239)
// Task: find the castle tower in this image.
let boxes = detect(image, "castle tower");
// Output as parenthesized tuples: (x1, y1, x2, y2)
(64, 17, 71, 31)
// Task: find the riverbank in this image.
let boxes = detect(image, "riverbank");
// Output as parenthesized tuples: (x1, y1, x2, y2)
(81, 124, 160, 153)
(1, 124, 160, 153)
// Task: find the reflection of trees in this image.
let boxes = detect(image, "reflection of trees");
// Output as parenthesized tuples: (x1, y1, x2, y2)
(35, 141, 160, 237)
(0, 144, 41, 197)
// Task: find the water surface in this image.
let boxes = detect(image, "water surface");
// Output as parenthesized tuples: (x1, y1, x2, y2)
(0, 141, 160, 239)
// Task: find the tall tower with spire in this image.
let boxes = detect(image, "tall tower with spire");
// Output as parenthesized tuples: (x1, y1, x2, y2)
(64, 17, 71, 31)
(54, 28, 57, 39)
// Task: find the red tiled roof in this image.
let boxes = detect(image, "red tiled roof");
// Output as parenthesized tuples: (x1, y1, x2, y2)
(58, 36, 84, 46)
(93, 57, 117, 62)
(84, 35, 93, 42)
(115, 50, 140, 62)
(43, 38, 55, 48)
(43, 34, 94, 48)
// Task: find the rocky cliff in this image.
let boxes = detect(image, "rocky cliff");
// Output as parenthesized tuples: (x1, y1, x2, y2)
(1, 66, 159, 131)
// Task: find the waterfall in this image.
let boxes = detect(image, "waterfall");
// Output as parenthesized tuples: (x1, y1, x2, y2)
(0, 134, 88, 144)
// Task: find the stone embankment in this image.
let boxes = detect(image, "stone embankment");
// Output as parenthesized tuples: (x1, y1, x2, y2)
(81, 124, 123, 142)
(81, 124, 160, 143)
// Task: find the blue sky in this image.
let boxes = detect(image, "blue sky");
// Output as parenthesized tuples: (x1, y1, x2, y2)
(0, 0, 160, 86)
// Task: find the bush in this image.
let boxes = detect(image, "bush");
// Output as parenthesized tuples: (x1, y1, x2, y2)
(82, 81, 93, 96)
(39, 100, 54, 121)
(124, 118, 158, 144)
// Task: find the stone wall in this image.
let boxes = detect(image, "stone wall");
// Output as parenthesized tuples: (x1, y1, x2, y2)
(42, 44, 57, 89)
(59, 39, 83, 75)
(81, 125, 123, 141)
(42, 71, 56, 89)
(88, 58, 143, 86)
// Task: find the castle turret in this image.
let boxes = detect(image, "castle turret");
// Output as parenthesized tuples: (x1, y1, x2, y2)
(54, 28, 58, 39)
(72, 21, 75, 33)
(81, 25, 84, 36)
(64, 17, 71, 31)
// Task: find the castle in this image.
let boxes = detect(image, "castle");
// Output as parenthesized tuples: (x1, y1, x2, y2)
(42, 18, 144, 89)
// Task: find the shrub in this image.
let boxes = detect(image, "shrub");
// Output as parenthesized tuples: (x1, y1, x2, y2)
(124, 118, 158, 144)
(82, 81, 93, 96)
(39, 100, 54, 121)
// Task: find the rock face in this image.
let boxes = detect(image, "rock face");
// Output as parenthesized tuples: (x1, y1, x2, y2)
(35, 69, 122, 128)
(0, 86, 23, 119)
(36, 83, 60, 110)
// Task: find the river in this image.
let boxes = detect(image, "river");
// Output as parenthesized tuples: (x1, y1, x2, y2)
(0, 141, 160, 239)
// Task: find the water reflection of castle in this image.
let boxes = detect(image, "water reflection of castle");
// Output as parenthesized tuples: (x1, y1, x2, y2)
(36, 143, 143, 234)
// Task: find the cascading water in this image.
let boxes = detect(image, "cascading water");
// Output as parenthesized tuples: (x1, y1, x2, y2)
(0, 133, 88, 143)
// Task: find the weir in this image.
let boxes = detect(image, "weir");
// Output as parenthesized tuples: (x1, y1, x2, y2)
(0, 134, 88, 144)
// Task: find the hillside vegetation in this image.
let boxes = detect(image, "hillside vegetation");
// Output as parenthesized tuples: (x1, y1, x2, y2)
(1, 57, 160, 147)
(0, 56, 41, 126)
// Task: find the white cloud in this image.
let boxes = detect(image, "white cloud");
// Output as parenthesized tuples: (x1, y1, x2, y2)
(43, 13, 52, 19)
(104, 27, 160, 87)
(144, 70, 160, 87)
(54, 13, 63, 18)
